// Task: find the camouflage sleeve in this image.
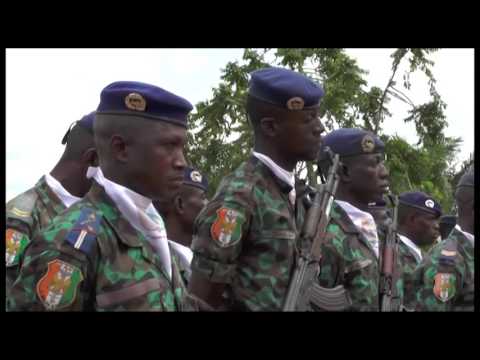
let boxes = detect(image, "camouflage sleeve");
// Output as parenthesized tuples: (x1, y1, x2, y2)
(413, 252, 463, 311)
(7, 216, 99, 312)
(191, 190, 252, 284)
(317, 225, 344, 288)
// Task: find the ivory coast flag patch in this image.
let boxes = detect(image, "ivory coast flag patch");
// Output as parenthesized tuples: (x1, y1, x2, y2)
(433, 273, 456, 302)
(6, 229, 29, 267)
(36, 259, 83, 310)
(210, 208, 245, 248)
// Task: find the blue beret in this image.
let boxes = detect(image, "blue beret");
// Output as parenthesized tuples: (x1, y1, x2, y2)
(321, 128, 385, 158)
(77, 111, 95, 133)
(61, 111, 95, 145)
(96, 81, 193, 128)
(399, 191, 442, 217)
(439, 214, 457, 226)
(457, 166, 474, 189)
(248, 67, 324, 110)
(183, 167, 208, 192)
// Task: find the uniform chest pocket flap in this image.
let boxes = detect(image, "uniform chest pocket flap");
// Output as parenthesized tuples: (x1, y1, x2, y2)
(96, 278, 164, 308)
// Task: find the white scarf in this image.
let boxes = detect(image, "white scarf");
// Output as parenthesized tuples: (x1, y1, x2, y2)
(45, 173, 82, 208)
(253, 151, 296, 205)
(89, 168, 172, 280)
(455, 224, 474, 247)
(398, 234, 423, 264)
(336, 200, 380, 258)
(168, 240, 193, 269)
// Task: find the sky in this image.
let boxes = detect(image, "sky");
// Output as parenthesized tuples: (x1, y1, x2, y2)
(5, 48, 474, 201)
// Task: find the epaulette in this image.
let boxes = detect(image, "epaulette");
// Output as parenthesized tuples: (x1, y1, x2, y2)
(438, 238, 458, 268)
(65, 207, 102, 256)
(6, 188, 39, 226)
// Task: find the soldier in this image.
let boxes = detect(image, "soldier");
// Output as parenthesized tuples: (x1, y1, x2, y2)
(413, 167, 474, 311)
(439, 214, 457, 240)
(188, 67, 325, 311)
(6, 112, 97, 290)
(154, 166, 209, 286)
(315, 128, 390, 311)
(396, 191, 442, 309)
(8, 81, 204, 311)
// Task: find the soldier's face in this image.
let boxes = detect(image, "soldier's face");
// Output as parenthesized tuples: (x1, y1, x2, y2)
(346, 153, 390, 204)
(411, 213, 440, 246)
(179, 185, 208, 238)
(127, 122, 187, 201)
(277, 108, 324, 161)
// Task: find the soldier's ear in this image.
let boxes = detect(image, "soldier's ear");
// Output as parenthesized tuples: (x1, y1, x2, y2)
(174, 195, 184, 214)
(259, 117, 277, 138)
(83, 147, 98, 167)
(110, 134, 128, 163)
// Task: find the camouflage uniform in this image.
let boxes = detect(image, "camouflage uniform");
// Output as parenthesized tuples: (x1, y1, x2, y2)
(191, 156, 306, 311)
(6, 176, 66, 290)
(412, 227, 474, 311)
(316, 202, 380, 311)
(396, 238, 421, 311)
(7, 181, 196, 311)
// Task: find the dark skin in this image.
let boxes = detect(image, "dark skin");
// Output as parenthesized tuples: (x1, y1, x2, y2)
(455, 186, 474, 235)
(335, 153, 390, 212)
(95, 114, 187, 202)
(188, 98, 325, 309)
(155, 184, 208, 247)
(50, 125, 97, 198)
(398, 206, 440, 247)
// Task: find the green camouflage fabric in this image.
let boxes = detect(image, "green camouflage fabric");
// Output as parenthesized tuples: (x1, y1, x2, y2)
(6, 176, 66, 291)
(7, 181, 198, 312)
(191, 155, 306, 311)
(316, 202, 380, 311)
(412, 227, 474, 311)
(396, 238, 422, 311)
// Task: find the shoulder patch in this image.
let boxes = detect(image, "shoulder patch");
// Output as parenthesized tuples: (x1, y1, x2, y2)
(6, 188, 39, 222)
(36, 259, 83, 310)
(433, 273, 456, 302)
(65, 207, 102, 255)
(6, 229, 30, 267)
(210, 208, 245, 248)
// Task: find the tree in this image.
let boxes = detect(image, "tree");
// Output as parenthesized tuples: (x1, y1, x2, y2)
(186, 48, 464, 211)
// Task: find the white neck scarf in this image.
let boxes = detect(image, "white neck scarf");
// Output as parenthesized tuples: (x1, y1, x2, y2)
(253, 151, 296, 206)
(336, 200, 380, 258)
(45, 173, 82, 208)
(168, 240, 193, 268)
(90, 168, 172, 280)
(398, 234, 423, 263)
(455, 224, 474, 247)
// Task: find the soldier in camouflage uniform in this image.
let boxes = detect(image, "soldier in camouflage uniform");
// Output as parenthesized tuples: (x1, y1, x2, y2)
(314, 128, 390, 311)
(412, 167, 474, 311)
(7, 81, 205, 311)
(395, 191, 442, 310)
(6, 112, 97, 291)
(188, 67, 326, 311)
(154, 167, 209, 286)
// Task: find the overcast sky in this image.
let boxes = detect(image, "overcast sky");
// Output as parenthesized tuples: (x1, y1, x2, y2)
(5, 48, 474, 201)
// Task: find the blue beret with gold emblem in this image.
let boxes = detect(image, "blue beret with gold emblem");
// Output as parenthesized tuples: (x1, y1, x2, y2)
(96, 81, 193, 128)
(248, 67, 324, 110)
(183, 167, 208, 192)
(399, 191, 442, 217)
(321, 128, 385, 158)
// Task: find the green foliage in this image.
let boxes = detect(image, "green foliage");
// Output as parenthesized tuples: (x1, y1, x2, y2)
(186, 48, 467, 210)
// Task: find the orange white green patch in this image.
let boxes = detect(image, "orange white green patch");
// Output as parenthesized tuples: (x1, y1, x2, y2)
(433, 273, 456, 302)
(6, 229, 29, 267)
(36, 259, 83, 310)
(210, 208, 245, 248)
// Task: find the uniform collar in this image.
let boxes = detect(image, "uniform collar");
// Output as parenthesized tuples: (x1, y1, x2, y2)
(44, 173, 82, 208)
(252, 151, 295, 189)
(455, 224, 474, 246)
(398, 234, 423, 263)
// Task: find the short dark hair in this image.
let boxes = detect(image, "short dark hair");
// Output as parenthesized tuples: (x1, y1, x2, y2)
(61, 124, 95, 161)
